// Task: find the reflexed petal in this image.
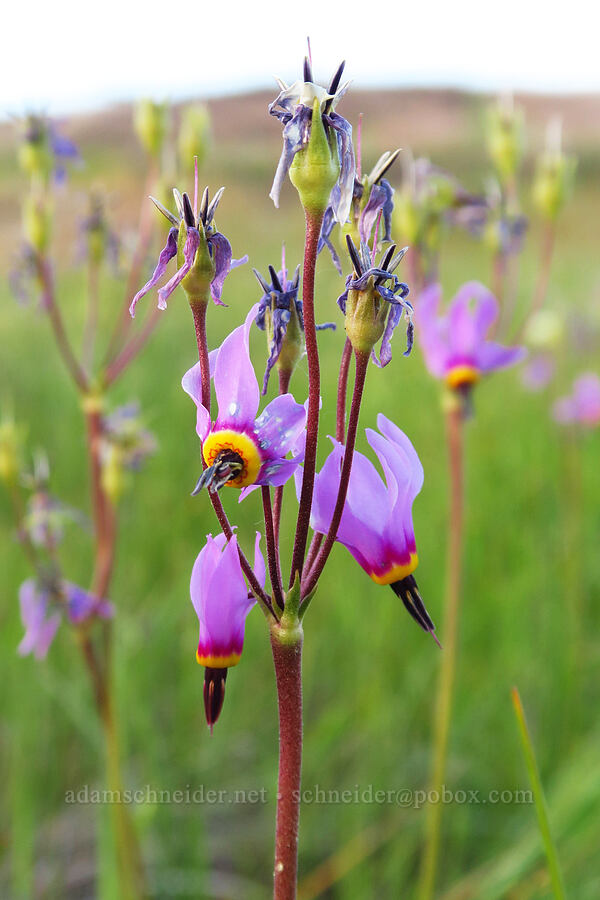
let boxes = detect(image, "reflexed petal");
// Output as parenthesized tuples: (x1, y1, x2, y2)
(329, 113, 355, 223)
(17, 580, 61, 659)
(157, 228, 201, 309)
(255, 393, 307, 458)
(415, 283, 449, 377)
(255, 457, 301, 488)
(252, 532, 266, 589)
(129, 228, 178, 317)
(477, 341, 526, 373)
(214, 305, 260, 430)
(375, 415, 424, 500)
(448, 282, 498, 356)
(359, 182, 388, 244)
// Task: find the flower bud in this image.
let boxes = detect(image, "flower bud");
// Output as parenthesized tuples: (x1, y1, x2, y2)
(24, 195, 52, 253)
(134, 99, 169, 159)
(486, 98, 524, 184)
(101, 444, 126, 504)
(289, 100, 340, 216)
(178, 105, 211, 171)
(0, 419, 21, 485)
(532, 152, 576, 222)
(177, 220, 215, 303)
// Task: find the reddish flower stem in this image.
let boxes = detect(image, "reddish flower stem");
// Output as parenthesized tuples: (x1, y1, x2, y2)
(36, 253, 89, 393)
(189, 299, 273, 610)
(289, 210, 324, 587)
(263, 486, 284, 610)
(336, 338, 352, 443)
(271, 628, 303, 900)
(303, 350, 369, 598)
(104, 306, 163, 387)
(82, 260, 100, 375)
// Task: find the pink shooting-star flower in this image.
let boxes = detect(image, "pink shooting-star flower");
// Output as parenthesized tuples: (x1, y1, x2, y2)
(182, 305, 307, 497)
(553, 373, 600, 427)
(191, 532, 266, 729)
(416, 281, 525, 391)
(18, 579, 113, 660)
(310, 414, 438, 643)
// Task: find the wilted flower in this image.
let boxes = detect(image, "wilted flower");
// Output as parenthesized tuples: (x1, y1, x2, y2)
(130, 185, 247, 316)
(183, 305, 307, 496)
(462, 180, 527, 257)
(416, 282, 525, 391)
(310, 414, 437, 641)
(553, 374, 600, 427)
(269, 58, 354, 220)
(18, 578, 113, 660)
(191, 532, 265, 728)
(338, 238, 413, 366)
(254, 249, 335, 393)
(319, 149, 400, 273)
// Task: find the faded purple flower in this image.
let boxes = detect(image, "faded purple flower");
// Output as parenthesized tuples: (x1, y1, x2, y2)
(130, 186, 247, 316)
(182, 305, 307, 497)
(254, 249, 335, 393)
(521, 355, 555, 392)
(553, 374, 600, 427)
(102, 402, 157, 470)
(19, 115, 81, 185)
(269, 59, 354, 223)
(191, 532, 265, 729)
(18, 579, 113, 660)
(416, 281, 525, 389)
(338, 238, 413, 366)
(310, 414, 438, 642)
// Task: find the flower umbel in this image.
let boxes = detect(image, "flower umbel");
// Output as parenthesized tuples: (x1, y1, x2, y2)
(130, 185, 247, 316)
(254, 248, 335, 394)
(191, 532, 265, 728)
(269, 58, 354, 220)
(183, 305, 307, 496)
(310, 414, 438, 642)
(338, 237, 413, 365)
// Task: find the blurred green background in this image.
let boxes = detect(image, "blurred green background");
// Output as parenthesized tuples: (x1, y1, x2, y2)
(1, 89, 599, 898)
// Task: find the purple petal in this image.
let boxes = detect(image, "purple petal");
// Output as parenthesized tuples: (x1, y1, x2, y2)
(329, 113, 355, 223)
(157, 228, 200, 309)
(129, 228, 178, 317)
(255, 393, 307, 458)
(181, 362, 213, 440)
(359, 182, 388, 244)
(372, 304, 402, 368)
(254, 457, 301, 488)
(448, 282, 498, 358)
(414, 283, 449, 377)
(252, 532, 266, 590)
(17, 580, 60, 659)
(269, 106, 311, 208)
(209, 232, 233, 306)
(214, 304, 260, 430)
(477, 341, 526, 373)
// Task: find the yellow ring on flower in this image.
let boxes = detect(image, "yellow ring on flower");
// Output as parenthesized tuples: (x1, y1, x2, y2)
(370, 553, 419, 585)
(196, 650, 241, 667)
(202, 429, 263, 488)
(445, 365, 480, 389)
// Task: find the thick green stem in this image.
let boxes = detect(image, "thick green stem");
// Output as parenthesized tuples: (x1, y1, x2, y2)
(418, 403, 464, 900)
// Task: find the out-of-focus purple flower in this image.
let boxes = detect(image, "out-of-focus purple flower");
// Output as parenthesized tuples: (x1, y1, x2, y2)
(254, 249, 335, 393)
(191, 532, 265, 728)
(21, 452, 87, 549)
(102, 402, 157, 471)
(521, 355, 555, 392)
(269, 59, 354, 222)
(416, 282, 525, 389)
(18, 579, 113, 660)
(18, 115, 81, 185)
(182, 305, 307, 497)
(310, 414, 437, 642)
(553, 374, 600, 427)
(459, 180, 527, 256)
(77, 193, 120, 271)
(338, 238, 413, 366)
(130, 186, 247, 316)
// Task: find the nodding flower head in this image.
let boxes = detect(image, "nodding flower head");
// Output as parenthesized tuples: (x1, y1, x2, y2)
(269, 58, 354, 219)
(183, 305, 307, 498)
(338, 237, 413, 366)
(311, 414, 438, 643)
(18, 578, 113, 660)
(553, 374, 600, 428)
(191, 532, 265, 729)
(18, 114, 80, 186)
(319, 148, 400, 274)
(129, 183, 247, 317)
(416, 282, 525, 397)
(254, 247, 335, 394)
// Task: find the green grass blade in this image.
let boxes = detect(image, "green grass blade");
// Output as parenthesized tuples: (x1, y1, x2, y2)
(511, 687, 567, 899)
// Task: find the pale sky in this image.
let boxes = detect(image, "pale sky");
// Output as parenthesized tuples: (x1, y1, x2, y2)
(2, 0, 599, 117)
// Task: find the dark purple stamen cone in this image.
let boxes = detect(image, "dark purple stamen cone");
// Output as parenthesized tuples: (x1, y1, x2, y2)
(203, 668, 228, 732)
(390, 575, 441, 647)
